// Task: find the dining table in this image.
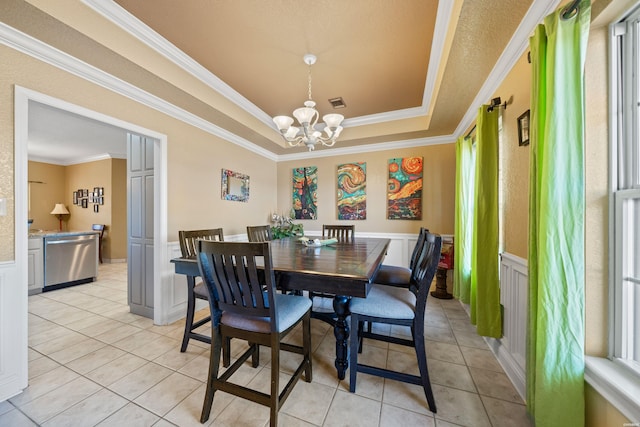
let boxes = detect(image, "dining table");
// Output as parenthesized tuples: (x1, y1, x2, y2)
(171, 235, 391, 380)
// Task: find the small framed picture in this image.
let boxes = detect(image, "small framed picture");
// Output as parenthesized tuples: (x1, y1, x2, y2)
(94, 187, 99, 194)
(94, 204, 99, 213)
(77, 188, 83, 197)
(83, 189, 89, 198)
(99, 197, 104, 205)
(73, 191, 78, 205)
(98, 187, 104, 196)
(517, 110, 530, 146)
(82, 198, 88, 208)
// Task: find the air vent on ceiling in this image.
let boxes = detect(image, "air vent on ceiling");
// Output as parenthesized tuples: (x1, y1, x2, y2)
(328, 97, 346, 109)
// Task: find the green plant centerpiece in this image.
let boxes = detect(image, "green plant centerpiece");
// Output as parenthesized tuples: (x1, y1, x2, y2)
(270, 212, 304, 239)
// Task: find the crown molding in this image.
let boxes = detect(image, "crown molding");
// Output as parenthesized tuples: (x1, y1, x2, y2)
(276, 134, 455, 162)
(4, 1, 561, 161)
(28, 152, 125, 166)
(453, 0, 561, 138)
(0, 21, 278, 162)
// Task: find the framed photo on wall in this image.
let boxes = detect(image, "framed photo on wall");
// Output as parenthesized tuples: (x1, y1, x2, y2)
(518, 110, 530, 146)
(73, 191, 78, 205)
(82, 198, 88, 208)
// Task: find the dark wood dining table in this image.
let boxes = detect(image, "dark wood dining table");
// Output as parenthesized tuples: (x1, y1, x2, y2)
(171, 236, 390, 380)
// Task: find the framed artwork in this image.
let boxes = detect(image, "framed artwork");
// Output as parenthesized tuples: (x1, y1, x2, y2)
(387, 157, 423, 220)
(83, 189, 89, 198)
(99, 197, 104, 205)
(518, 110, 530, 146)
(98, 187, 104, 196)
(93, 204, 99, 213)
(221, 169, 250, 202)
(292, 166, 318, 219)
(337, 162, 366, 220)
(72, 191, 78, 205)
(82, 198, 88, 208)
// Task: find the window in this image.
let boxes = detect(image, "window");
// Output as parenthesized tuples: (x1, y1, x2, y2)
(611, 7, 640, 375)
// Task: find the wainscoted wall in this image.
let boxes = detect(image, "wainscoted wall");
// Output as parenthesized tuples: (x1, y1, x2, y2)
(485, 252, 528, 400)
(162, 231, 442, 325)
(0, 262, 28, 401)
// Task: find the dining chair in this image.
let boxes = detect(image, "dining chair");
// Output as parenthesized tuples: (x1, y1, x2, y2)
(322, 224, 355, 242)
(372, 227, 428, 288)
(178, 228, 224, 352)
(247, 224, 273, 242)
(92, 224, 105, 263)
(348, 231, 442, 413)
(197, 240, 312, 426)
(309, 224, 356, 325)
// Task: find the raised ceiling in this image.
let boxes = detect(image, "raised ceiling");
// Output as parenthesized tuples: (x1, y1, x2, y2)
(109, 0, 539, 151)
(15, 0, 564, 161)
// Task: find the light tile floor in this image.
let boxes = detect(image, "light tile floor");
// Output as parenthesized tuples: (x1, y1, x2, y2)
(1, 263, 532, 426)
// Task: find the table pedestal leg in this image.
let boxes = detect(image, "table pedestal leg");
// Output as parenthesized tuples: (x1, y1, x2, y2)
(333, 295, 350, 380)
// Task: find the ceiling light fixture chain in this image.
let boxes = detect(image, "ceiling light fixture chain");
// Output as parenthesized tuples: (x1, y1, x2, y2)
(273, 53, 345, 151)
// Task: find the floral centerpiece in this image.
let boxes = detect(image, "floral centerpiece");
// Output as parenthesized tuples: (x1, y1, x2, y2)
(270, 211, 304, 239)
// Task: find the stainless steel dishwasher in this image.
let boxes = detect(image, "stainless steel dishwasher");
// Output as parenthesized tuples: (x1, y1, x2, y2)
(44, 233, 98, 290)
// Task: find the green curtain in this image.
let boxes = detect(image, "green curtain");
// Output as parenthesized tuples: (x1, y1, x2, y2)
(526, 2, 590, 426)
(453, 136, 474, 303)
(470, 107, 501, 338)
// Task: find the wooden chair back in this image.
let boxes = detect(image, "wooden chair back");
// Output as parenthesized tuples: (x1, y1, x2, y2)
(246, 225, 273, 242)
(413, 231, 442, 313)
(322, 224, 355, 242)
(179, 228, 224, 258)
(197, 241, 277, 327)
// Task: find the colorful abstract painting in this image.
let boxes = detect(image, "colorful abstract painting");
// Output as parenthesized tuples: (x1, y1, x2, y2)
(292, 166, 318, 219)
(387, 157, 423, 220)
(337, 162, 366, 220)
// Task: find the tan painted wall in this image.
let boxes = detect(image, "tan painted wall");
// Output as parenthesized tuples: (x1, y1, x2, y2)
(27, 161, 65, 231)
(494, 53, 532, 259)
(110, 158, 127, 260)
(0, 43, 277, 264)
(66, 159, 111, 232)
(276, 144, 456, 236)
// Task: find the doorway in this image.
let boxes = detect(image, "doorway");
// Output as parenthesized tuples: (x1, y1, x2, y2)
(14, 86, 169, 324)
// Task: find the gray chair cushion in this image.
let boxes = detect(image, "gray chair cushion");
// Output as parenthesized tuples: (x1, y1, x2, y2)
(222, 293, 312, 333)
(372, 265, 411, 286)
(349, 284, 416, 320)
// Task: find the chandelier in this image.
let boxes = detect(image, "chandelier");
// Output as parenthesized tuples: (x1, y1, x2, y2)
(273, 54, 345, 151)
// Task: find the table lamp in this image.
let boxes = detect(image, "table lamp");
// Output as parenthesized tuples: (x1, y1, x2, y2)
(50, 203, 69, 231)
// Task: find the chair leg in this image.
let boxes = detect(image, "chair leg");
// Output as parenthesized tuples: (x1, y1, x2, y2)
(251, 343, 260, 368)
(270, 338, 280, 427)
(181, 280, 197, 352)
(200, 325, 223, 423)
(414, 327, 437, 413)
(222, 336, 231, 367)
(349, 313, 359, 392)
(303, 312, 312, 382)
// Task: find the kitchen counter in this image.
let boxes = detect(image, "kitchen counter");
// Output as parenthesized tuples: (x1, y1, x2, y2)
(29, 230, 100, 238)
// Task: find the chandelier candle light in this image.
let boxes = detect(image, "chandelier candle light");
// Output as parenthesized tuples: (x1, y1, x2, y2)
(273, 54, 344, 151)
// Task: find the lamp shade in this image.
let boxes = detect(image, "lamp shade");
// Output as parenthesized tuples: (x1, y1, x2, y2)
(50, 203, 69, 215)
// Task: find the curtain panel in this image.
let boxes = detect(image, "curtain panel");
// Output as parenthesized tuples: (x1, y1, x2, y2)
(526, 1, 590, 426)
(454, 136, 475, 303)
(470, 106, 502, 338)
